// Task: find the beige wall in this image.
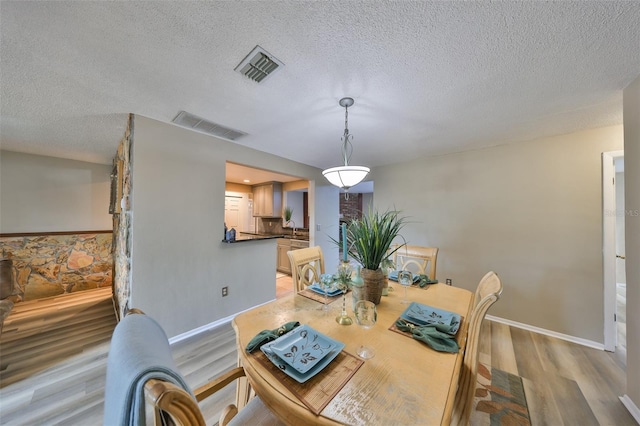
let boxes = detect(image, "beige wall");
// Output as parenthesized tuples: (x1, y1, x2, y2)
(623, 74, 640, 414)
(0, 151, 112, 233)
(371, 125, 623, 343)
(129, 116, 339, 338)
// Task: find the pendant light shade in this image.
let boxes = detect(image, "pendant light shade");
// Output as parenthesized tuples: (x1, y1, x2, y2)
(322, 165, 370, 189)
(322, 97, 370, 191)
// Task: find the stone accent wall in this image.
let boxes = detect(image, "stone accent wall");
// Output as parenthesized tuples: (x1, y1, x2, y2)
(113, 114, 133, 319)
(0, 233, 112, 301)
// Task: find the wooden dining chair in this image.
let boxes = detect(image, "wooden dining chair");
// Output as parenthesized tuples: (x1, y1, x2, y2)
(287, 246, 325, 293)
(104, 309, 282, 426)
(391, 244, 439, 280)
(451, 271, 503, 426)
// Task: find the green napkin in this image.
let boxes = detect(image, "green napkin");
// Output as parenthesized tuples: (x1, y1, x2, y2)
(245, 321, 300, 353)
(417, 275, 438, 288)
(395, 319, 459, 353)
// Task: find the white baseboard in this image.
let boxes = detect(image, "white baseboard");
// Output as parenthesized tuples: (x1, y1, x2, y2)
(620, 395, 640, 424)
(486, 315, 605, 351)
(168, 314, 234, 345)
(168, 298, 277, 345)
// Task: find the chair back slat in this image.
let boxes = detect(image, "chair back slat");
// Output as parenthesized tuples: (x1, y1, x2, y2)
(451, 271, 503, 426)
(391, 244, 439, 280)
(287, 246, 325, 292)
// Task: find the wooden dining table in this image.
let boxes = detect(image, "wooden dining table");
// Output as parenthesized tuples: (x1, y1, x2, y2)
(233, 281, 474, 425)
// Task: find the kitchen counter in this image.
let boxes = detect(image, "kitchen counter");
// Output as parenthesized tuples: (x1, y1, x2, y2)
(222, 233, 282, 243)
(222, 232, 309, 243)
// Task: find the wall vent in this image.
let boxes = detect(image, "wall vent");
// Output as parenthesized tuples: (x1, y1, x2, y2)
(172, 111, 248, 141)
(234, 45, 284, 83)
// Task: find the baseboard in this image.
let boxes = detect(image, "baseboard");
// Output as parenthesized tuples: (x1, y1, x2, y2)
(168, 298, 277, 344)
(169, 307, 608, 350)
(486, 315, 605, 351)
(620, 395, 640, 424)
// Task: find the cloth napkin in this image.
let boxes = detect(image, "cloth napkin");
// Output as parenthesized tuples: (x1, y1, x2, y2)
(416, 275, 438, 287)
(388, 271, 438, 287)
(388, 271, 420, 283)
(245, 321, 300, 353)
(394, 319, 459, 353)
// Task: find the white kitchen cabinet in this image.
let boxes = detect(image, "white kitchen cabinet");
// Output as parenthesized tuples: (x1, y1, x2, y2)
(252, 182, 282, 217)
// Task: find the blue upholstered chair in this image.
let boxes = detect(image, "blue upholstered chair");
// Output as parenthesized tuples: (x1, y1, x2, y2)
(103, 309, 281, 426)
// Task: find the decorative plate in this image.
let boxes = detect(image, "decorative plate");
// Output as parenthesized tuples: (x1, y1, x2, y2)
(270, 325, 337, 373)
(401, 302, 461, 335)
(308, 283, 343, 297)
(261, 326, 345, 383)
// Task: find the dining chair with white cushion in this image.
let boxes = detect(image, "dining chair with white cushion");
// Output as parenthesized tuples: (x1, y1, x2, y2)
(451, 271, 503, 426)
(287, 246, 325, 293)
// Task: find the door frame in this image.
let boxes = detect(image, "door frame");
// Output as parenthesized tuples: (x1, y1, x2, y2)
(602, 150, 624, 351)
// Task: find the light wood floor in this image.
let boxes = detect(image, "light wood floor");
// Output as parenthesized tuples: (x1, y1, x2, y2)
(0, 280, 635, 425)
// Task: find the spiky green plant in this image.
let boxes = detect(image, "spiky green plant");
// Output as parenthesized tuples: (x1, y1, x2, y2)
(333, 209, 407, 270)
(284, 206, 293, 222)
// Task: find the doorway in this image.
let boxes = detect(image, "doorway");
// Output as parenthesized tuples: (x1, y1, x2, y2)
(602, 150, 625, 357)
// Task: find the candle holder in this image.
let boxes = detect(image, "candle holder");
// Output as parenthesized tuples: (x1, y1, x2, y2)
(335, 261, 353, 325)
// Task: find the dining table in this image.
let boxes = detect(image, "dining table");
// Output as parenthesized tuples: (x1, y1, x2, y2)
(233, 281, 474, 425)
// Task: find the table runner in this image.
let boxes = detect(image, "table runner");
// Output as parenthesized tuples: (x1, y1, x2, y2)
(253, 349, 364, 415)
(298, 288, 346, 304)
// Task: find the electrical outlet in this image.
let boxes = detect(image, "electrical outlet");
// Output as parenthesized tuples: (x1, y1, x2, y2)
(446, 278, 452, 286)
(222, 286, 228, 297)
(316, 224, 321, 231)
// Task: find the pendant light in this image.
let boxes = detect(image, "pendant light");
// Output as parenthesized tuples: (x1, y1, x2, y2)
(322, 97, 370, 193)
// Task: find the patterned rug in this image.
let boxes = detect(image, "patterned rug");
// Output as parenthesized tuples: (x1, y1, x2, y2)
(473, 363, 531, 426)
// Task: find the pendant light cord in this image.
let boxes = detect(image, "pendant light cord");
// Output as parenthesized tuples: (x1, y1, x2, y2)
(341, 104, 354, 166)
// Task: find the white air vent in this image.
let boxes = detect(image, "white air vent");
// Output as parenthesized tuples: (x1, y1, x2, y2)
(172, 111, 248, 141)
(234, 45, 284, 83)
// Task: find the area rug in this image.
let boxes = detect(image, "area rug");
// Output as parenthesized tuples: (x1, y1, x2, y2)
(473, 363, 531, 426)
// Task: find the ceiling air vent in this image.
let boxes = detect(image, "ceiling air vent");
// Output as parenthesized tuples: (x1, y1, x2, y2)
(172, 111, 248, 141)
(234, 45, 284, 83)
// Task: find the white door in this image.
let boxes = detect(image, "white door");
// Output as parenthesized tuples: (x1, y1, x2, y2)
(602, 150, 625, 353)
(614, 159, 626, 355)
(224, 196, 241, 229)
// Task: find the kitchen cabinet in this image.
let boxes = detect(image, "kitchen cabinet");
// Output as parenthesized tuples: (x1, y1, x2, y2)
(252, 182, 282, 217)
(276, 238, 309, 274)
(277, 239, 291, 274)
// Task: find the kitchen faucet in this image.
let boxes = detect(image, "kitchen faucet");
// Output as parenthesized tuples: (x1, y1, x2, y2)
(287, 220, 297, 236)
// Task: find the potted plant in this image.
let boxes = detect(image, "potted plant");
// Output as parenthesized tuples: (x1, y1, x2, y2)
(334, 209, 407, 304)
(283, 206, 293, 226)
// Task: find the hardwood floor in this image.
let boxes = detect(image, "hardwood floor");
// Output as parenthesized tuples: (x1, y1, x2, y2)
(0, 283, 635, 425)
(0, 287, 116, 388)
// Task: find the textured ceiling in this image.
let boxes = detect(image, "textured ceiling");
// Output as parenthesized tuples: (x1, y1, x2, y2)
(1, 1, 639, 169)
